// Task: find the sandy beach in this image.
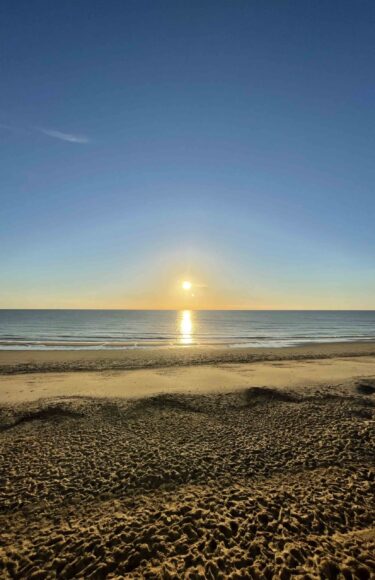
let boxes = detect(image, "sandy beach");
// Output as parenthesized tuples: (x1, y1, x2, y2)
(0, 343, 374, 578)
(4, 0, 375, 576)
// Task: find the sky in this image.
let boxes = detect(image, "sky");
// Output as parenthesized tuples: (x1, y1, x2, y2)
(1, 0, 375, 309)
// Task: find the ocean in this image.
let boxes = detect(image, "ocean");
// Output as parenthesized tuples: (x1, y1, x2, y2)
(0, 309, 375, 350)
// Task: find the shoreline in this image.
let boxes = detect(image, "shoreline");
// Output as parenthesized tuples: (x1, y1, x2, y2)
(1, 340, 375, 375)
(2, 336, 375, 349)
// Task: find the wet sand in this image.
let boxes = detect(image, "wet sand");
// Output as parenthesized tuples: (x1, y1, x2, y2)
(2, 340, 375, 375)
(0, 344, 374, 578)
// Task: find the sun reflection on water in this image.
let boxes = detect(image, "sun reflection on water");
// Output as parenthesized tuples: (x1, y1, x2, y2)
(179, 310, 193, 345)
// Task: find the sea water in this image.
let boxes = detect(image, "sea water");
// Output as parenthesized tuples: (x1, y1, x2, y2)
(0, 309, 375, 350)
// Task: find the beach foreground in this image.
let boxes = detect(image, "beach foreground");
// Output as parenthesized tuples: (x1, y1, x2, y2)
(0, 345, 374, 578)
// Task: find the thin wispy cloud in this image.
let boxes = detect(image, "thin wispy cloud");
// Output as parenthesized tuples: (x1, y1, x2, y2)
(37, 128, 90, 144)
(0, 122, 90, 144)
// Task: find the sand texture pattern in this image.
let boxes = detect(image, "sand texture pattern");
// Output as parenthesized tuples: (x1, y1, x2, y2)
(0, 381, 374, 578)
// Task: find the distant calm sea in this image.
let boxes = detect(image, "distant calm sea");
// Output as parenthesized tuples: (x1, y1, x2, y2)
(1, 310, 375, 350)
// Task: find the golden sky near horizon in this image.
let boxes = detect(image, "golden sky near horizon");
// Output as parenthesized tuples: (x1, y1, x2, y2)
(1, 241, 374, 310)
(2, 274, 374, 311)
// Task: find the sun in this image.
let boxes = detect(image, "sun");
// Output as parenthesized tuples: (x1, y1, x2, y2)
(182, 280, 192, 290)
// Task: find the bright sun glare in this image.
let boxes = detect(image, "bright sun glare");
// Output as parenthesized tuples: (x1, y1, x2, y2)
(180, 310, 193, 344)
(182, 280, 192, 290)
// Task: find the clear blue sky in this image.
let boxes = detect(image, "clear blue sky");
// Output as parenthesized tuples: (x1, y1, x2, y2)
(1, 0, 374, 309)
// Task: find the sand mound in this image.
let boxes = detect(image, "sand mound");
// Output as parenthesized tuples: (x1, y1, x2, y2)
(0, 403, 83, 431)
(0, 385, 374, 578)
(244, 386, 296, 405)
(356, 379, 375, 395)
(126, 393, 203, 417)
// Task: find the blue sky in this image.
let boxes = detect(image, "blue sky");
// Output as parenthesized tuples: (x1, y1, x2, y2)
(1, 0, 375, 308)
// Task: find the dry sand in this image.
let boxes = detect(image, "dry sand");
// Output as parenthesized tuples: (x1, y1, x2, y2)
(0, 344, 374, 578)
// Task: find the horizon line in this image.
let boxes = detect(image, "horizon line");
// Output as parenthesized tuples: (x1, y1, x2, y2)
(1, 308, 374, 312)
